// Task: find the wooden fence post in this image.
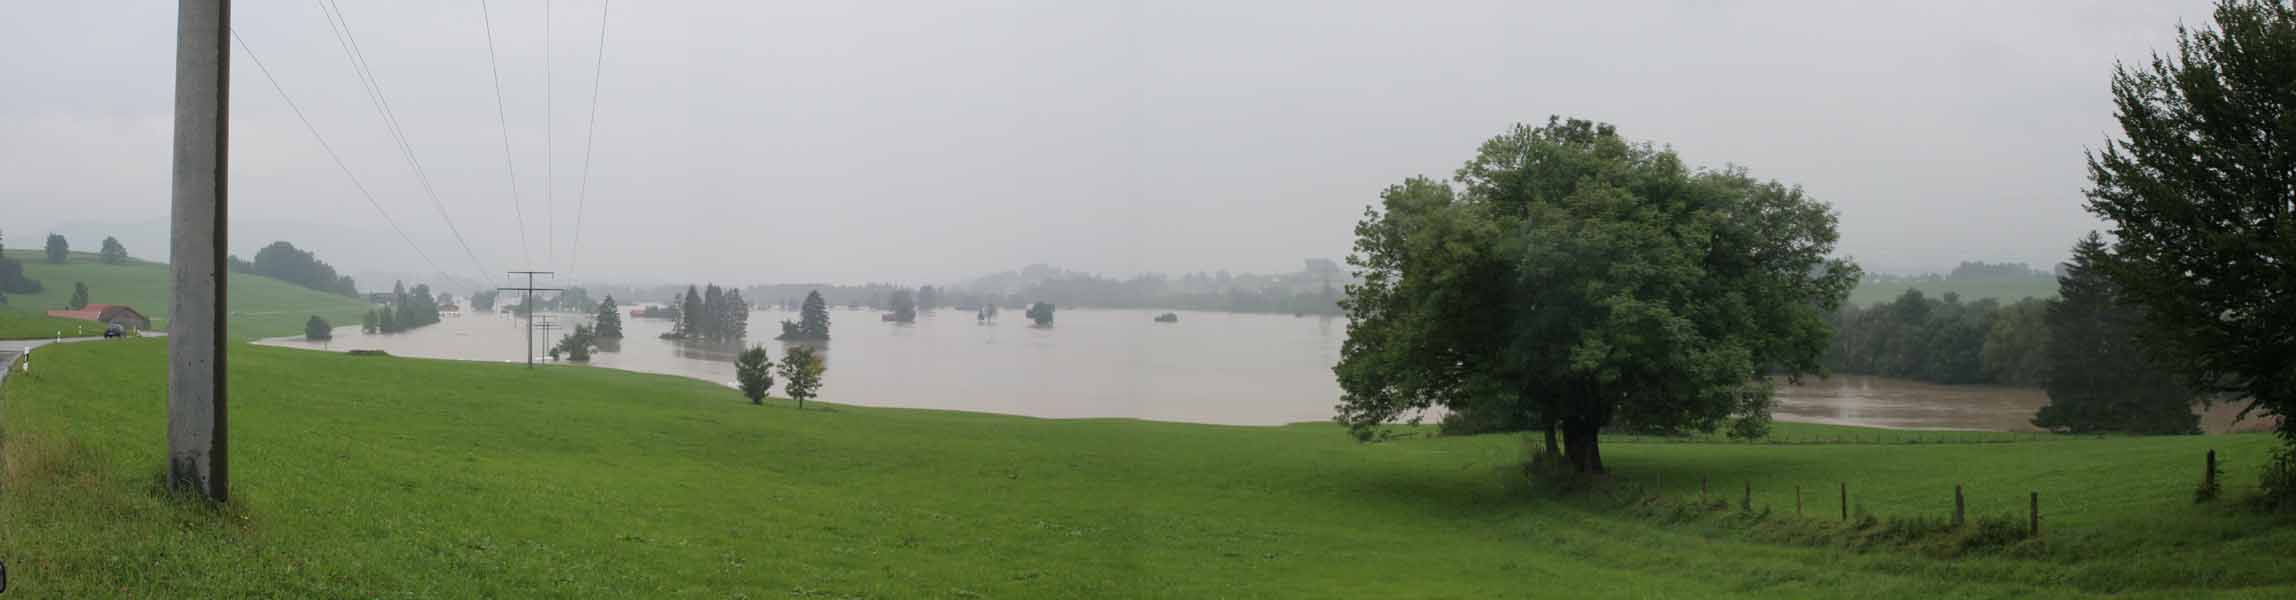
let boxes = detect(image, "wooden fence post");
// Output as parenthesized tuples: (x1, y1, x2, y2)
(1953, 484, 1965, 527)
(1796, 485, 1803, 515)
(1742, 481, 1751, 511)
(1701, 476, 1708, 497)
(2029, 492, 2040, 537)
(1839, 482, 1848, 521)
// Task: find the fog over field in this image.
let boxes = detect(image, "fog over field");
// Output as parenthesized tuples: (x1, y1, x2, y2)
(0, 1, 2216, 283)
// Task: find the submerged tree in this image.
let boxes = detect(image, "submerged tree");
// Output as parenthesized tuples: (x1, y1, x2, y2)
(2085, 0, 2296, 448)
(595, 295, 624, 339)
(778, 345, 826, 410)
(779, 291, 832, 341)
(736, 345, 776, 405)
(305, 315, 334, 341)
(2033, 234, 2198, 434)
(1026, 302, 1055, 326)
(888, 288, 918, 323)
(1335, 118, 1857, 474)
(556, 324, 598, 362)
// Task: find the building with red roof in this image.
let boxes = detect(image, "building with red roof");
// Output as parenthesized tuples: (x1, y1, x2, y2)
(46, 304, 152, 330)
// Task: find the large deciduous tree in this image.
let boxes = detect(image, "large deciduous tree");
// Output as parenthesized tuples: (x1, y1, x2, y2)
(99, 236, 128, 264)
(1335, 118, 1857, 473)
(2084, 0, 2296, 444)
(2032, 234, 2197, 434)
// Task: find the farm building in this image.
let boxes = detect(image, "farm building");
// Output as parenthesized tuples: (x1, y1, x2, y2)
(46, 304, 152, 330)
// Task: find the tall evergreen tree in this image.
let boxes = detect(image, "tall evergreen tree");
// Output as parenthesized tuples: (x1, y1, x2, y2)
(2032, 234, 2198, 434)
(679, 285, 704, 339)
(779, 290, 833, 341)
(68, 282, 90, 309)
(596, 295, 624, 338)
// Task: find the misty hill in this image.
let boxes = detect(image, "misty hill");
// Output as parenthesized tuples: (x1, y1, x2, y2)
(1848, 261, 2059, 306)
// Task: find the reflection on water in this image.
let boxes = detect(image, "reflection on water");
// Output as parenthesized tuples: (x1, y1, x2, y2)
(1774, 374, 2277, 433)
(259, 310, 2277, 432)
(262, 308, 1345, 426)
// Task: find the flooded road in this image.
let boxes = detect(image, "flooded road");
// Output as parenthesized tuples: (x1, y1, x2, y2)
(259, 309, 2274, 432)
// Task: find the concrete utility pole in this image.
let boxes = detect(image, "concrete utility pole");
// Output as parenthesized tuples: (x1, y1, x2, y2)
(168, 0, 230, 502)
(503, 271, 559, 367)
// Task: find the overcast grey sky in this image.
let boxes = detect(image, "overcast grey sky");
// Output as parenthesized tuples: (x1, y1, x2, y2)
(0, 1, 2217, 286)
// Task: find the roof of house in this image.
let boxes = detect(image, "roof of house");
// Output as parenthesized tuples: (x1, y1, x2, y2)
(46, 304, 146, 321)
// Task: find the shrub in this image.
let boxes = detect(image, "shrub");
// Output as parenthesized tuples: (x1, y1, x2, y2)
(2255, 445, 2296, 513)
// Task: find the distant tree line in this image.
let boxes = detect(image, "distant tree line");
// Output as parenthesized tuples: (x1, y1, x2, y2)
(362, 281, 445, 334)
(1823, 291, 2049, 385)
(664, 284, 748, 342)
(229, 241, 359, 297)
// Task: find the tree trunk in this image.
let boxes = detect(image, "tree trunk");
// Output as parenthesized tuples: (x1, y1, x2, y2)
(1541, 418, 1560, 458)
(1561, 417, 1606, 474)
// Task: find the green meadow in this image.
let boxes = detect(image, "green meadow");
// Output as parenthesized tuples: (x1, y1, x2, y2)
(0, 250, 371, 340)
(1, 339, 2289, 597)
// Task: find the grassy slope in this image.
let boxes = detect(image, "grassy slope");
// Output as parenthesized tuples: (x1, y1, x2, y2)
(3, 341, 2292, 598)
(0, 307, 108, 339)
(0, 250, 370, 339)
(1848, 278, 2060, 306)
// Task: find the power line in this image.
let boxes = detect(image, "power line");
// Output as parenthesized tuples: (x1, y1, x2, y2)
(568, 0, 611, 277)
(479, 0, 535, 268)
(232, 30, 446, 280)
(316, 0, 494, 285)
(504, 271, 560, 368)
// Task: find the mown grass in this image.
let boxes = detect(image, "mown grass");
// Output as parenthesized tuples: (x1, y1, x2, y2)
(0, 250, 371, 339)
(2, 340, 2291, 598)
(1848, 278, 2060, 306)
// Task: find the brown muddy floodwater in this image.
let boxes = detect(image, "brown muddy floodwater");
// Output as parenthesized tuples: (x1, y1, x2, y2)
(259, 309, 2276, 432)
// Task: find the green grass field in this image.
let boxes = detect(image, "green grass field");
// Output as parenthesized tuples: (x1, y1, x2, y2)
(2, 340, 2291, 597)
(0, 249, 371, 339)
(0, 307, 110, 340)
(1848, 278, 2061, 306)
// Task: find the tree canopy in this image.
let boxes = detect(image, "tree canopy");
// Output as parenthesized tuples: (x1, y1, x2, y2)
(778, 291, 832, 341)
(595, 295, 624, 339)
(888, 289, 918, 323)
(778, 345, 826, 410)
(247, 241, 359, 297)
(736, 345, 775, 405)
(98, 236, 128, 265)
(2084, 0, 2296, 443)
(1334, 118, 1858, 473)
(44, 233, 68, 263)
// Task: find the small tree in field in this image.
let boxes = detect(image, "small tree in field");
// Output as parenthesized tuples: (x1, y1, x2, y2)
(305, 315, 334, 341)
(736, 345, 776, 405)
(44, 233, 68, 263)
(778, 346, 826, 410)
(99, 236, 128, 264)
(68, 282, 90, 310)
